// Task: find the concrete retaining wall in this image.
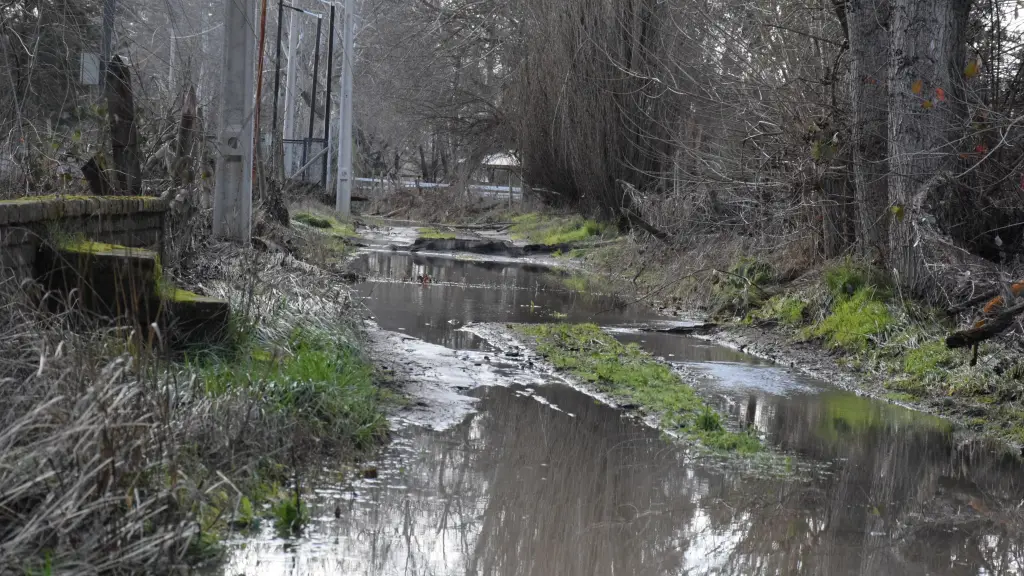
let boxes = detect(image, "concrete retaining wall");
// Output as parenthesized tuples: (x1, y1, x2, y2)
(0, 194, 170, 280)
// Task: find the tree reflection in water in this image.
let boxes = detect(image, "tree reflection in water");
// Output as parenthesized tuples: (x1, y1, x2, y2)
(222, 382, 1023, 576)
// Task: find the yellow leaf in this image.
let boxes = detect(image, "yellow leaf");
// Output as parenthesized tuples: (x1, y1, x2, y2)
(891, 205, 905, 222)
(911, 79, 923, 94)
(922, 99, 934, 109)
(965, 57, 981, 79)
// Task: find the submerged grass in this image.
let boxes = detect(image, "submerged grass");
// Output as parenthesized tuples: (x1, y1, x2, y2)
(511, 213, 612, 245)
(515, 323, 760, 453)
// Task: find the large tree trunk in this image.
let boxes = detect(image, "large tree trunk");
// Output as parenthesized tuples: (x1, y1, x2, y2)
(845, 0, 891, 254)
(887, 0, 971, 293)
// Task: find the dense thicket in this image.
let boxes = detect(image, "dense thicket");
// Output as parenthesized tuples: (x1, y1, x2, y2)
(359, 0, 1024, 297)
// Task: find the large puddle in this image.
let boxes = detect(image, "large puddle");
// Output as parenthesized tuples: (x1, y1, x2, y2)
(220, 250, 1024, 575)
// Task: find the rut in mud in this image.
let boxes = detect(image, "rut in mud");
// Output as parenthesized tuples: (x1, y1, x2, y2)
(218, 243, 1024, 576)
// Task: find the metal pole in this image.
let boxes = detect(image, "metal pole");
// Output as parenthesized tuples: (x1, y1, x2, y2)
(323, 4, 335, 187)
(304, 16, 322, 178)
(213, 0, 256, 242)
(101, 0, 116, 88)
(282, 11, 299, 178)
(271, 0, 285, 153)
(335, 0, 355, 215)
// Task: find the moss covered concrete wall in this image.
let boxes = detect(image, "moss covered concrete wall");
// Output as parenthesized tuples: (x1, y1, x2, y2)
(0, 194, 170, 280)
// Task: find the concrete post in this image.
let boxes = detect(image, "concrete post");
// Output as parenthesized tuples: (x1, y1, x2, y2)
(213, 0, 255, 242)
(282, 11, 300, 178)
(335, 0, 356, 215)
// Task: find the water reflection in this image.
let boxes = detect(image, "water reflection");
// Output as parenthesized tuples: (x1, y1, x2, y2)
(351, 252, 664, 350)
(219, 251, 1024, 575)
(224, 383, 1023, 576)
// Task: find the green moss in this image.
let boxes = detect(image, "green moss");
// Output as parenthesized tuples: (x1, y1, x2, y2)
(60, 240, 133, 255)
(294, 213, 333, 228)
(511, 213, 612, 245)
(294, 211, 358, 238)
(418, 227, 456, 240)
(813, 288, 892, 351)
(0, 194, 159, 204)
(515, 323, 760, 453)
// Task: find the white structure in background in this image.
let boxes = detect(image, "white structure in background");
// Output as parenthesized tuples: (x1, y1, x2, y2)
(282, 11, 301, 178)
(213, 0, 255, 241)
(480, 152, 521, 206)
(80, 53, 101, 85)
(335, 0, 356, 215)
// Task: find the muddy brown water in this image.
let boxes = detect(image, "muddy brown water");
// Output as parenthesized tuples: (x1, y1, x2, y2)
(220, 250, 1024, 575)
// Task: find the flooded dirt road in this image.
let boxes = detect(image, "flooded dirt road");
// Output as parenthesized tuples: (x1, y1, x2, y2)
(220, 249, 1024, 575)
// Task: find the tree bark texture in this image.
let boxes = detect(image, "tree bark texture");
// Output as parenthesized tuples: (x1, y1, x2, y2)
(887, 0, 971, 294)
(845, 0, 891, 253)
(174, 85, 198, 186)
(106, 56, 143, 195)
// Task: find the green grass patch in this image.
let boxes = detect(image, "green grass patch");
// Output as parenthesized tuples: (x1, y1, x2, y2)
(511, 213, 612, 245)
(195, 327, 389, 450)
(749, 295, 807, 326)
(824, 258, 890, 302)
(903, 340, 959, 381)
(515, 323, 760, 453)
(294, 211, 358, 239)
(812, 288, 892, 352)
(418, 227, 456, 240)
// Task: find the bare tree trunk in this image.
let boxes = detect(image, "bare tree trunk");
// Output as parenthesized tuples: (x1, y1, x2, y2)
(105, 56, 142, 195)
(887, 0, 971, 293)
(173, 85, 198, 186)
(845, 0, 891, 254)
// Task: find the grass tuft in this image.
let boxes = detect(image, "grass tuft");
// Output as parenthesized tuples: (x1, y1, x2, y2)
(511, 213, 612, 245)
(812, 288, 892, 351)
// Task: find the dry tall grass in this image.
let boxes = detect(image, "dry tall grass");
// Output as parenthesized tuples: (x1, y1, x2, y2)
(0, 233, 381, 573)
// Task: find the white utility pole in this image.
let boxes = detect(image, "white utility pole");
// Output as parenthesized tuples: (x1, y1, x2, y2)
(335, 0, 356, 215)
(168, 28, 176, 88)
(282, 12, 300, 179)
(213, 0, 255, 241)
(100, 0, 116, 88)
